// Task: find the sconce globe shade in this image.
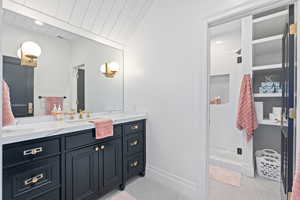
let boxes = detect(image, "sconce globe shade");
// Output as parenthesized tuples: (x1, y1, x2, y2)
(100, 64, 106, 73)
(17, 48, 22, 59)
(109, 61, 120, 72)
(21, 41, 42, 57)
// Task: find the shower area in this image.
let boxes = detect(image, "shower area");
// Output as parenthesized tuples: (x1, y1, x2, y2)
(209, 19, 245, 172)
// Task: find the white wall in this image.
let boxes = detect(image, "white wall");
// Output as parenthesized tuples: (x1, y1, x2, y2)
(2, 24, 72, 115)
(209, 20, 244, 169)
(124, 0, 252, 198)
(71, 39, 124, 112)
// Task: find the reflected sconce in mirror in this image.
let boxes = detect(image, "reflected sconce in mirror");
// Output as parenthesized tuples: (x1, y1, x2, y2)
(17, 41, 42, 67)
(100, 61, 120, 78)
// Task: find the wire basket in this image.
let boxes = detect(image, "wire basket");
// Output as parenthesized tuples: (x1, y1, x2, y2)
(255, 149, 281, 182)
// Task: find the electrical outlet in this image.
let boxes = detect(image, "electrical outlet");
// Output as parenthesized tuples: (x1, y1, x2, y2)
(237, 56, 242, 63)
(237, 148, 242, 155)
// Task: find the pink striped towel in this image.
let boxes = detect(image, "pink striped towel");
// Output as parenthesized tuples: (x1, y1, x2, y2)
(236, 74, 258, 141)
(89, 118, 113, 139)
(2, 80, 15, 126)
(292, 153, 300, 200)
(45, 97, 64, 115)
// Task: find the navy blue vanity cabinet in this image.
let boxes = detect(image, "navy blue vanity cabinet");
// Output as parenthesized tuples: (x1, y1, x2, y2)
(102, 138, 122, 193)
(3, 120, 146, 200)
(123, 120, 146, 182)
(66, 145, 100, 200)
(3, 137, 61, 200)
(65, 126, 123, 199)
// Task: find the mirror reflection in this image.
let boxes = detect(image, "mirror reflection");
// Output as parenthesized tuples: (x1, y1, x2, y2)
(2, 10, 124, 118)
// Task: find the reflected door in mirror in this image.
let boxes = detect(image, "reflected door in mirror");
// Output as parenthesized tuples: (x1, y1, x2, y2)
(3, 56, 34, 117)
(77, 69, 85, 112)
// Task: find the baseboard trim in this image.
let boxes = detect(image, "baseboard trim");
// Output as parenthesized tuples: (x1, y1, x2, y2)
(146, 165, 197, 199)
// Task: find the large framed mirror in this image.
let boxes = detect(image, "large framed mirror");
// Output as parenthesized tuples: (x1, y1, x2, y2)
(2, 9, 124, 118)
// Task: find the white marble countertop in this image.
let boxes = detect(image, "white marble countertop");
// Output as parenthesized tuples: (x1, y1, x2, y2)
(0, 112, 147, 145)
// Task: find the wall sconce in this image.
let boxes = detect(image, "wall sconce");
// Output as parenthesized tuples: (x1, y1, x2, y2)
(17, 41, 42, 67)
(100, 61, 120, 78)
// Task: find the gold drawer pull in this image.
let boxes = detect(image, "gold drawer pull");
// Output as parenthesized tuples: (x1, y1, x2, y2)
(130, 140, 139, 146)
(131, 125, 139, 130)
(130, 161, 139, 167)
(24, 147, 43, 156)
(24, 173, 44, 185)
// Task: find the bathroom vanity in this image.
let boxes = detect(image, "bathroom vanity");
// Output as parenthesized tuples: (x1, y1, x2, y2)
(1, 6, 146, 200)
(2, 115, 146, 200)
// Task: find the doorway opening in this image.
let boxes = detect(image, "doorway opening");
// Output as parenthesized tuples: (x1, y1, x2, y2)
(207, 4, 296, 200)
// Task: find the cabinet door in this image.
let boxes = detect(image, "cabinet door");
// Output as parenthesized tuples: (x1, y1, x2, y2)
(66, 146, 99, 200)
(102, 138, 122, 191)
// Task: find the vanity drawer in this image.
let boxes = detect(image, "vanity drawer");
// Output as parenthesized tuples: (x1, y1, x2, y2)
(66, 126, 122, 150)
(125, 134, 144, 155)
(31, 189, 60, 200)
(3, 156, 60, 200)
(126, 153, 144, 180)
(3, 138, 60, 167)
(124, 121, 145, 136)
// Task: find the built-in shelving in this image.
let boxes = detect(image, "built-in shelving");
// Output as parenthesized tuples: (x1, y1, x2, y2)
(253, 10, 288, 40)
(252, 64, 282, 71)
(252, 34, 283, 44)
(259, 119, 287, 127)
(254, 93, 282, 98)
(253, 10, 288, 24)
(252, 35, 282, 66)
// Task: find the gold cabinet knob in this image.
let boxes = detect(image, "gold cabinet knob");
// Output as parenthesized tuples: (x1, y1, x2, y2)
(95, 146, 99, 151)
(131, 161, 139, 167)
(130, 140, 139, 146)
(131, 125, 139, 130)
(100, 145, 105, 150)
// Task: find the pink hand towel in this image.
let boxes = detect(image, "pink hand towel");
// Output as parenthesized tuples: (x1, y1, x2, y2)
(236, 74, 258, 141)
(2, 80, 15, 126)
(45, 97, 64, 115)
(90, 118, 113, 139)
(292, 153, 300, 200)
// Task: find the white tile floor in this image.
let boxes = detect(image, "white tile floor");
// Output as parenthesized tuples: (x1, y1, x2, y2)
(209, 176, 281, 200)
(98, 177, 193, 200)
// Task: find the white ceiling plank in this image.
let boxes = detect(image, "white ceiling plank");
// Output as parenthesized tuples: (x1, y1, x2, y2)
(69, 0, 91, 27)
(3, 0, 124, 49)
(92, 0, 116, 34)
(109, 0, 137, 40)
(119, 0, 152, 43)
(56, 0, 76, 21)
(116, 0, 146, 42)
(101, 0, 127, 37)
(12, 0, 25, 4)
(81, 0, 104, 31)
(25, 0, 60, 16)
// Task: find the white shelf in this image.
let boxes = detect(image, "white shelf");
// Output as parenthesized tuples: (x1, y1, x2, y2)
(253, 10, 288, 24)
(252, 34, 283, 44)
(254, 93, 281, 98)
(253, 10, 288, 41)
(252, 64, 281, 71)
(259, 119, 287, 127)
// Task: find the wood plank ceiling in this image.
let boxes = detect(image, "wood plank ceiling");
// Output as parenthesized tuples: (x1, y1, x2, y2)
(6, 0, 153, 45)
